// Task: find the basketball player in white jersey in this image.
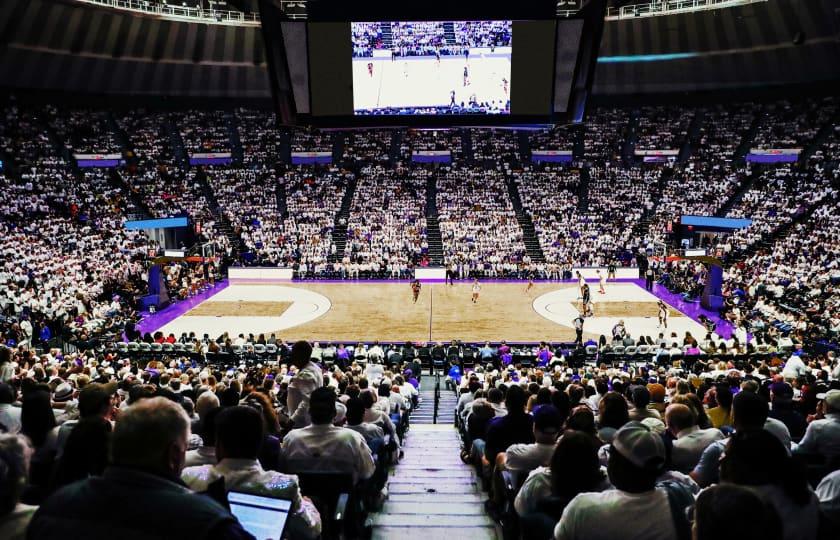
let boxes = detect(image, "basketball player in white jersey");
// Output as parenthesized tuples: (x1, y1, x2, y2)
(658, 300, 668, 329)
(471, 279, 481, 303)
(597, 270, 606, 294)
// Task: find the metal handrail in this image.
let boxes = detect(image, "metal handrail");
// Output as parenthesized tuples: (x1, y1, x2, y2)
(558, 0, 767, 19)
(433, 374, 441, 424)
(72, 0, 261, 25)
(74, 0, 765, 25)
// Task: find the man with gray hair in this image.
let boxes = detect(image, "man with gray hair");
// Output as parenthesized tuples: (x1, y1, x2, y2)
(28, 397, 253, 540)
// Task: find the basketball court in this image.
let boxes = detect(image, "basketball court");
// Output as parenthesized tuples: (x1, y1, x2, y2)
(149, 280, 710, 343)
(353, 50, 511, 113)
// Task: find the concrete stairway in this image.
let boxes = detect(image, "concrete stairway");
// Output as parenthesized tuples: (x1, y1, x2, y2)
(369, 424, 499, 540)
(425, 174, 444, 266)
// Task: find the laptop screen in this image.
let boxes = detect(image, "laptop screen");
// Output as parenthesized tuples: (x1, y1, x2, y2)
(227, 491, 292, 540)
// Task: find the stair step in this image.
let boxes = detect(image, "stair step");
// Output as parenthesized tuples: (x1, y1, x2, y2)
(387, 492, 486, 504)
(381, 501, 483, 515)
(372, 526, 498, 540)
(370, 514, 495, 528)
(388, 482, 481, 494)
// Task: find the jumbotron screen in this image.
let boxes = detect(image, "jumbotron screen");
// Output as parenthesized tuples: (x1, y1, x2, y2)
(269, 16, 585, 125)
(351, 21, 512, 116)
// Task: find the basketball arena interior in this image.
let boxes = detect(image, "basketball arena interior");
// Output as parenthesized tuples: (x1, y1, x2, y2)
(0, 0, 839, 539)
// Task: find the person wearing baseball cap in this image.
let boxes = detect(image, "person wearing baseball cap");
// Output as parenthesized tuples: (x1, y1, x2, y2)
(555, 421, 693, 540)
(794, 389, 840, 459)
(53, 381, 118, 461)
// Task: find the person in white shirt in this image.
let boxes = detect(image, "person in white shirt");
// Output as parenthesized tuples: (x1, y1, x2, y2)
(0, 383, 21, 434)
(182, 406, 321, 539)
(343, 397, 386, 452)
(794, 389, 840, 460)
(782, 354, 810, 380)
(184, 407, 220, 468)
(286, 341, 324, 428)
(282, 387, 376, 484)
(665, 403, 724, 473)
(816, 469, 840, 530)
(502, 404, 562, 475)
(555, 422, 693, 540)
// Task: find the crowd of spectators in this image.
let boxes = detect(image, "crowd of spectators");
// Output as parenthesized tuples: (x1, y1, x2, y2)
(400, 129, 463, 162)
(343, 165, 429, 278)
(341, 131, 392, 166)
(48, 108, 121, 155)
(290, 127, 332, 153)
(530, 125, 580, 152)
(753, 99, 837, 150)
(215, 166, 349, 271)
(582, 165, 659, 265)
(235, 109, 283, 168)
(437, 168, 528, 276)
(634, 105, 692, 151)
(172, 111, 231, 155)
(512, 168, 582, 269)
(452, 340, 840, 539)
(721, 165, 837, 257)
(1, 105, 67, 171)
(722, 197, 840, 347)
(472, 128, 520, 164)
(352, 21, 512, 58)
(583, 107, 628, 163)
(0, 339, 420, 539)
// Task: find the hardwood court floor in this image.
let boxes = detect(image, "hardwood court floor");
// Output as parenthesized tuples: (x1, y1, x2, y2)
(260, 282, 594, 343)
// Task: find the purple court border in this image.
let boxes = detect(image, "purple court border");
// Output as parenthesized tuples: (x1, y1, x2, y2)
(135, 281, 230, 337)
(133, 277, 732, 340)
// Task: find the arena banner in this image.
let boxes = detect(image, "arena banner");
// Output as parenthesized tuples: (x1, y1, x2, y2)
(189, 152, 233, 166)
(634, 150, 679, 156)
(415, 267, 446, 281)
(746, 148, 801, 163)
(125, 217, 189, 230)
(634, 149, 678, 163)
(412, 150, 452, 163)
(291, 151, 332, 165)
(228, 267, 294, 281)
(74, 153, 124, 168)
(532, 150, 573, 163)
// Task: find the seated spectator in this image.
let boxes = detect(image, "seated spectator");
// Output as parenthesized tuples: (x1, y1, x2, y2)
(344, 397, 385, 452)
(0, 382, 20, 433)
(628, 386, 661, 422)
(768, 382, 807, 442)
(184, 407, 220, 467)
(691, 390, 788, 488)
(484, 385, 535, 466)
(501, 405, 562, 475)
(794, 389, 840, 460)
(28, 397, 251, 539)
(514, 429, 608, 519)
(182, 406, 321, 539)
(0, 434, 36, 540)
(816, 469, 840, 534)
(692, 483, 782, 540)
(282, 387, 375, 484)
(721, 429, 819, 540)
(286, 341, 323, 428)
(596, 392, 630, 443)
(554, 421, 694, 540)
(706, 383, 733, 430)
(665, 403, 724, 474)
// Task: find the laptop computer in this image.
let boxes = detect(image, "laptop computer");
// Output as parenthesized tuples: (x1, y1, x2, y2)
(227, 491, 293, 540)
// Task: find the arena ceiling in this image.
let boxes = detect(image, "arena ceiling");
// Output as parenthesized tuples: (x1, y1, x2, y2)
(0, 0, 837, 98)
